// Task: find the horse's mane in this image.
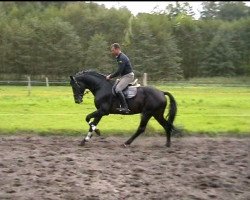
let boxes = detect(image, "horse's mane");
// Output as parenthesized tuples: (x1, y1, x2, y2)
(75, 69, 106, 79)
(74, 69, 115, 86)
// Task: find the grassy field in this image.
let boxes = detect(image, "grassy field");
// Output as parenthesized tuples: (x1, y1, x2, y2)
(0, 84, 249, 136)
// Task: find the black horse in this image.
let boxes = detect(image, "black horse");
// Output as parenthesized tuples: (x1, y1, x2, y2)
(70, 70, 177, 147)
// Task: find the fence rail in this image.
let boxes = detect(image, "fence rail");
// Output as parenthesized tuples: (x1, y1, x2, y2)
(0, 73, 249, 87)
(0, 80, 69, 86)
(0, 74, 149, 87)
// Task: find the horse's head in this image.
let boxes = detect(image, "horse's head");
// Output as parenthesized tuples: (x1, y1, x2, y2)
(70, 70, 113, 103)
(69, 75, 86, 104)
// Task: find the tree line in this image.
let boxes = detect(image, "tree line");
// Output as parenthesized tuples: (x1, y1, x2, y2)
(0, 1, 249, 80)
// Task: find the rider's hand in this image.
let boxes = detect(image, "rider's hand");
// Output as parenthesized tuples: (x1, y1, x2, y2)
(106, 75, 111, 80)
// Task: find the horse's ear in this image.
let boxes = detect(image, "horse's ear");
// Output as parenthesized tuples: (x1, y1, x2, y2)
(70, 76, 74, 81)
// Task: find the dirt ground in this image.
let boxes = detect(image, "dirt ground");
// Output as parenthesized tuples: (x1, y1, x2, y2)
(0, 135, 249, 200)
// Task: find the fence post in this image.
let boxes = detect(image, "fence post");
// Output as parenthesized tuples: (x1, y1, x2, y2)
(27, 76, 31, 96)
(143, 73, 147, 86)
(46, 77, 49, 87)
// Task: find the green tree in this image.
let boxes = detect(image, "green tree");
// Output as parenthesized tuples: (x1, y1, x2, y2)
(157, 34, 183, 80)
(35, 17, 83, 75)
(173, 14, 201, 79)
(5, 16, 83, 76)
(200, 1, 219, 20)
(164, 1, 195, 19)
(93, 7, 132, 45)
(0, 19, 13, 74)
(84, 34, 113, 74)
(217, 1, 250, 21)
(195, 19, 223, 75)
(62, 2, 99, 57)
(201, 1, 250, 21)
(0, 1, 249, 80)
(140, 13, 183, 79)
(230, 18, 250, 75)
(128, 18, 159, 77)
(200, 29, 238, 76)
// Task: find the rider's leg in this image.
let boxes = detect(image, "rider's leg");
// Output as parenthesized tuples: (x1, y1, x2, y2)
(117, 91, 130, 112)
(115, 73, 134, 113)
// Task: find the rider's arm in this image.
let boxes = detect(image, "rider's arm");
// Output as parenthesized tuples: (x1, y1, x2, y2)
(109, 59, 126, 79)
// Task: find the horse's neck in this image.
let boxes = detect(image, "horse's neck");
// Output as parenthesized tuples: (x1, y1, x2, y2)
(83, 75, 113, 95)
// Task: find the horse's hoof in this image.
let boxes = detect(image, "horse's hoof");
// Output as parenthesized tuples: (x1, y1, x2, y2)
(122, 143, 128, 148)
(79, 140, 86, 146)
(166, 143, 171, 147)
(122, 143, 129, 148)
(95, 129, 101, 136)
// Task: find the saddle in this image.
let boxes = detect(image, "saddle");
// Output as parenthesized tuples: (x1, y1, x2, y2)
(112, 79, 141, 99)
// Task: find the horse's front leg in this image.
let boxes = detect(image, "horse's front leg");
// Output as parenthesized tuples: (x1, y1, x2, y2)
(79, 109, 106, 146)
(87, 116, 102, 137)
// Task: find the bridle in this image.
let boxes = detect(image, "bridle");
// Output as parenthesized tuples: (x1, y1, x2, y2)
(72, 76, 81, 89)
(72, 76, 89, 96)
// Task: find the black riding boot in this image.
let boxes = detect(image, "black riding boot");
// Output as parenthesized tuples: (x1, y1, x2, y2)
(117, 91, 130, 114)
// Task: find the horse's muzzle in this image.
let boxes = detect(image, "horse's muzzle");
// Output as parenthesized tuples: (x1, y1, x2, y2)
(75, 99, 83, 104)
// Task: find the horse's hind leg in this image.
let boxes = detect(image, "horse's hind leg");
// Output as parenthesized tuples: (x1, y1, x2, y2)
(124, 113, 152, 146)
(154, 113, 171, 147)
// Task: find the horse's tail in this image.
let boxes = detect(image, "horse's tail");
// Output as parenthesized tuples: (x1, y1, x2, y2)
(163, 91, 177, 132)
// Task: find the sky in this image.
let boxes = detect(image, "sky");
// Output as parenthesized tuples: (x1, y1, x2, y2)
(89, 1, 250, 19)
(90, 1, 207, 19)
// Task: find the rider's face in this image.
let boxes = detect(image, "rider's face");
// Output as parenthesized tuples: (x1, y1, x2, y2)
(111, 47, 119, 56)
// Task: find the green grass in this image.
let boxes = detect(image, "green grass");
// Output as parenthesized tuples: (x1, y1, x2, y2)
(0, 84, 249, 136)
(179, 76, 250, 85)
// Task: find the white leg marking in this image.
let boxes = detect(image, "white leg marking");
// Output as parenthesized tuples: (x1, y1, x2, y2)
(91, 125, 96, 131)
(85, 132, 92, 141)
(88, 122, 97, 131)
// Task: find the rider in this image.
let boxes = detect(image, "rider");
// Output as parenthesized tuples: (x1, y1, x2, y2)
(106, 43, 134, 114)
